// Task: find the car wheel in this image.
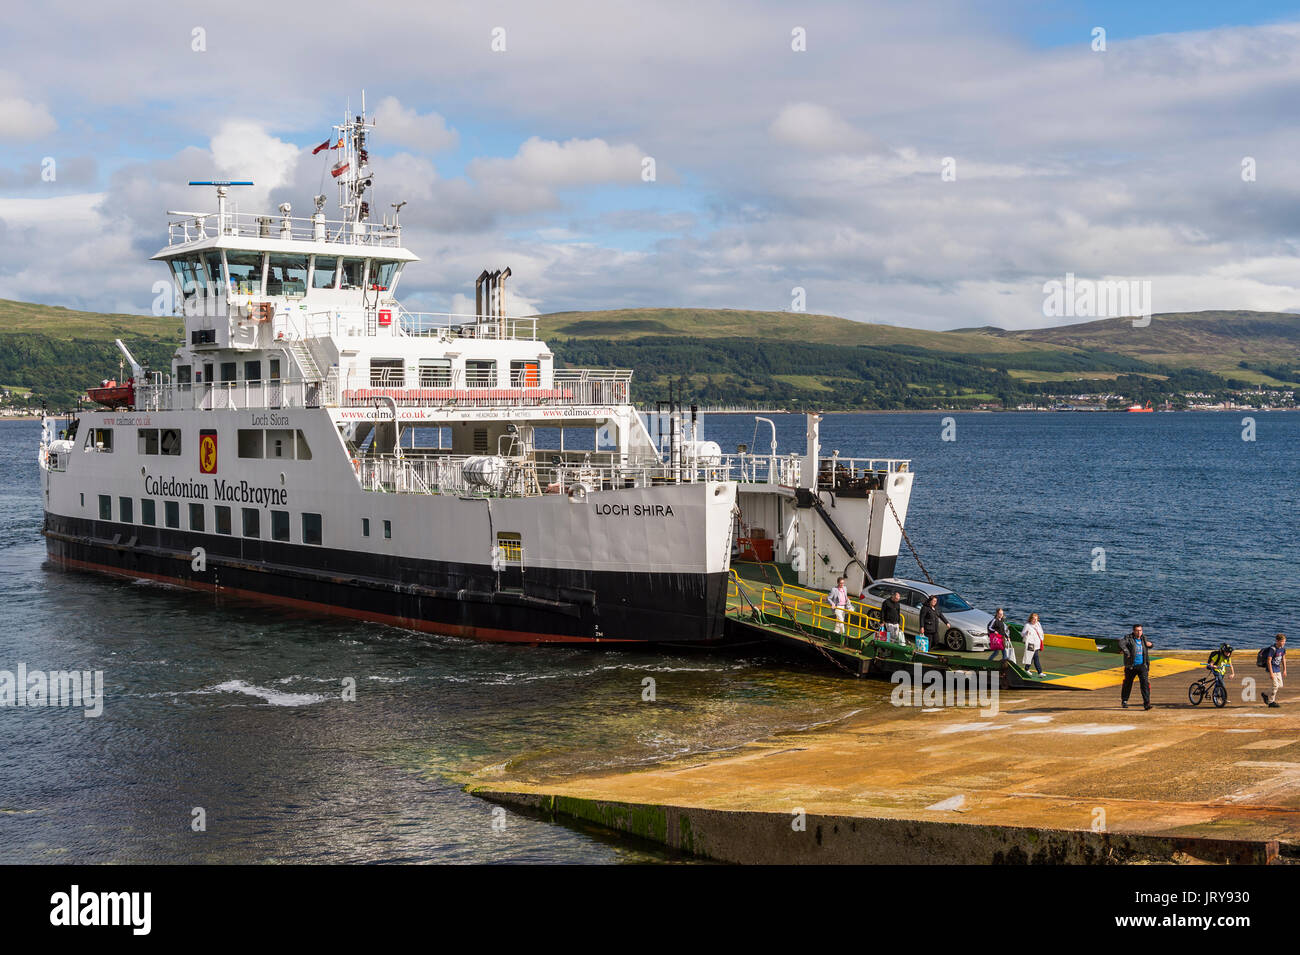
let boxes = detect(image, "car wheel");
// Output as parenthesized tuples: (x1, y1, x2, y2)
(944, 628, 965, 651)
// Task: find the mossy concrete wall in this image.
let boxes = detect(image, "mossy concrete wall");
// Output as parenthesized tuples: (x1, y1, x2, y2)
(471, 789, 1281, 865)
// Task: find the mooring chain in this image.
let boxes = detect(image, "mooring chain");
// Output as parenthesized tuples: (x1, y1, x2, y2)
(888, 496, 935, 586)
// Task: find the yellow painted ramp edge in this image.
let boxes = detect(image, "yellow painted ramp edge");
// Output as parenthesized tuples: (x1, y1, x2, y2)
(1044, 656, 1202, 690)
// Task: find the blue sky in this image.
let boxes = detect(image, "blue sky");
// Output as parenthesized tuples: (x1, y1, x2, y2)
(5, 1, 1300, 327)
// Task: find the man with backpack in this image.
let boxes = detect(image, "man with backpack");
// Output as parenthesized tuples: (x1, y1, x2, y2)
(1206, 644, 1234, 697)
(1120, 624, 1153, 710)
(1260, 633, 1287, 708)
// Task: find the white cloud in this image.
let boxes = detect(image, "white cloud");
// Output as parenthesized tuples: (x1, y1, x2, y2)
(769, 103, 880, 153)
(374, 97, 458, 153)
(209, 122, 300, 211)
(0, 95, 56, 139)
(470, 137, 646, 188)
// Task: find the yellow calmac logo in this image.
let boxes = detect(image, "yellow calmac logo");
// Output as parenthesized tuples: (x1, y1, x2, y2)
(199, 431, 218, 474)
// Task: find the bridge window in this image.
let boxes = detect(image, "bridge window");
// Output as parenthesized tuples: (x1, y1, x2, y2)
(271, 510, 290, 542)
(312, 255, 339, 289)
(244, 360, 262, 382)
(169, 257, 203, 296)
(370, 358, 404, 387)
(339, 258, 365, 290)
(215, 505, 232, 535)
(302, 513, 322, 545)
(419, 359, 452, 387)
(266, 254, 309, 297)
(465, 360, 496, 388)
(220, 362, 237, 383)
(370, 260, 400, 290)
(203, 251, 224, 290)
(226, 252, 264, 295)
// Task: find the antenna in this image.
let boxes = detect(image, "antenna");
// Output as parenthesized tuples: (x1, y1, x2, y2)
(189, 181, 254, 234)
(332, 93, 376, 232)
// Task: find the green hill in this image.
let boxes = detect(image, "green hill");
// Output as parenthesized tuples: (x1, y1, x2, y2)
(3, 298, 1296, 409)
(0, 300, 179, 408)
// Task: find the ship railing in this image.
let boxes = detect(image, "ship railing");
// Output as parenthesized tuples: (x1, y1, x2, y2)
(165, 211, 402, 248)
(357, 454, 538, 498)
(395, 308, 540, 342)
(714, 453, 802, 487)
(135, 377, 326, 412)
(338, 369, 632, 408)
(351, 450, 812, 498)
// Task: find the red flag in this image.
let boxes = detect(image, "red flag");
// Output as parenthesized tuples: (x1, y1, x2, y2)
(330, 161, 350, 178)
(311, 139, 330, 155)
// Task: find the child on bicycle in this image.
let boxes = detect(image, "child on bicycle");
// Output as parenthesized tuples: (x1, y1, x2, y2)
(1207, 643, 1234, 695)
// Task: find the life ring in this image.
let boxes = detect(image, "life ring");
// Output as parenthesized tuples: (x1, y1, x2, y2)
(566, 483, 588, 502)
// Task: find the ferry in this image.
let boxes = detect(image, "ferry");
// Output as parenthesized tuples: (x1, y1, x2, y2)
(37, 97, 915, 645)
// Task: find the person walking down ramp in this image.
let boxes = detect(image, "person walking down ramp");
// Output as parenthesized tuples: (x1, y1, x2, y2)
(827, 577, 850, 637)
(920, 595, 947, 655)
(1021, 613, 1046, 677)
(881, 591, 905, 645)
(1120, 625, 1153, 710)
(1261, 633, 1287, 707)
(987, 608, 1011, 663)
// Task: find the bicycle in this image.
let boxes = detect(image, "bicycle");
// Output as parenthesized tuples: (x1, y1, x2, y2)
(1188, 671, 1228, 708)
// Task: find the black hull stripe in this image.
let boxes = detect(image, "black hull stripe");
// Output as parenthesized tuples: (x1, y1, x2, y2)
(44, 514, 728, 645)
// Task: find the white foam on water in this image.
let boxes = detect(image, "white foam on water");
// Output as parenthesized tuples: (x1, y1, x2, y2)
(1227, 712, 1285, 718)
(1019, 715, 1053, 723)
(204, 680, 329, 707)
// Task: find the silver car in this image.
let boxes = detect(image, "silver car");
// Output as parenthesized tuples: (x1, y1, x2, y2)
(858, 578, 993, 651)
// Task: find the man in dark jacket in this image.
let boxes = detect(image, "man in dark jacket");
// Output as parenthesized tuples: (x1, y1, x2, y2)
(1119, 625, 1153, 710)
(920, 595, 948, 649)
(881, 592, 904, 645)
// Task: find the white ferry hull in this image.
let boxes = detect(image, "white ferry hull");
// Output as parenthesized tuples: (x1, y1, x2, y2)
(41, 408, 736, 645)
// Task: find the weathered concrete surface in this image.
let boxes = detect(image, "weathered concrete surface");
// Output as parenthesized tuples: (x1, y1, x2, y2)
(467, 653, 1299, 864)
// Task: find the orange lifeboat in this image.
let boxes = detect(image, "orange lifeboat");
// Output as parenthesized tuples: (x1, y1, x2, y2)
(87, 378, 135, 409)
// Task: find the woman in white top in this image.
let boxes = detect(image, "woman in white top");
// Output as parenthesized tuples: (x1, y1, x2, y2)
(827, 576, 850, 637)
(1021, 612, 1046, 677)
